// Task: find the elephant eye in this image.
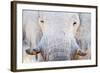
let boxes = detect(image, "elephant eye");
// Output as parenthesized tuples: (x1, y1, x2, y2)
(40, 20, 44, 23)
(73, 22, 77, 26)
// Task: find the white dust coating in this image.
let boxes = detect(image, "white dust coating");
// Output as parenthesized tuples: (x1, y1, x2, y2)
(22, 10, 91, 62)
(79, 13, 91, 50)
(22, 10, 43, 62)
(36, 11, 80, 61)
(77, 13, 91, 59)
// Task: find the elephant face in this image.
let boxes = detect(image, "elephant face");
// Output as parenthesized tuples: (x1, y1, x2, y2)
(35, 11, 81, 61)
(23, 11, 89, 62)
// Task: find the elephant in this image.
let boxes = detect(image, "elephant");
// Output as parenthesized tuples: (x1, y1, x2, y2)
(23, 10, 90, 62)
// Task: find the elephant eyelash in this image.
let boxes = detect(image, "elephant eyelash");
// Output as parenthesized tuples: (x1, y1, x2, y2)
(73, 22, 77, 26)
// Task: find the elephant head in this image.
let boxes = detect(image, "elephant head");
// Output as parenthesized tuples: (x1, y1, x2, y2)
(23, 11, 89, 61)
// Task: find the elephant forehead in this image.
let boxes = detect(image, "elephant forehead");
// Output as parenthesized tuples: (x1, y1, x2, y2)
(39, 12, 80, 33)
(40, 11, 79, 26)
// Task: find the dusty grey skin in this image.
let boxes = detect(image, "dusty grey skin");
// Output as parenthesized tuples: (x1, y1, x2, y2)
(25, 11, 87, 61)
(79, 13, 91, 51)
(33, 32, 80, 61)
(75, 13, 91, 59)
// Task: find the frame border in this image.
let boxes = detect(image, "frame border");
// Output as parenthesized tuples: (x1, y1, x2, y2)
(11, 1, 98, 72)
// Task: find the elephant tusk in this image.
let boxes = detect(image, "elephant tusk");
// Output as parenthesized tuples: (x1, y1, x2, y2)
(76, 49, 87, 56)
(26, 49, 40, 55)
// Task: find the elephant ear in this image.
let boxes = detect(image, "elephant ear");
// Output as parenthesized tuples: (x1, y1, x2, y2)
(76, 13, 91, 51)
(23, 10, 43, 49)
